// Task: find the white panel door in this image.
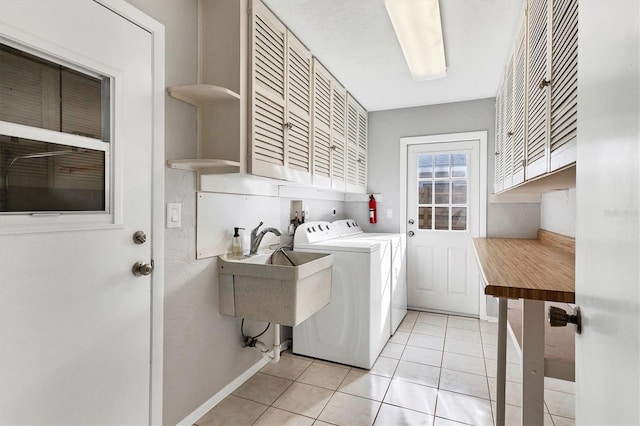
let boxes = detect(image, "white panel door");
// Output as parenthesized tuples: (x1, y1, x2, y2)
(406, 140, 482, 315)
(0, 1, 154, 424)
(575, 1, 639, 423)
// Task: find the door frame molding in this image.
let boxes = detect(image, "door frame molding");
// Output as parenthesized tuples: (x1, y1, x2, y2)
(399, 130, 488, 238)
(94, 2, 165, 424)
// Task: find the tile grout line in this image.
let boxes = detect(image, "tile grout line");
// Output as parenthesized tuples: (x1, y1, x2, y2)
(207, 312, 574, 425)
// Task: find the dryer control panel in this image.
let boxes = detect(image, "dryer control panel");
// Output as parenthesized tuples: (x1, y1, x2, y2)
(294, 221, 340, 245)
(332, 219, 363, 237)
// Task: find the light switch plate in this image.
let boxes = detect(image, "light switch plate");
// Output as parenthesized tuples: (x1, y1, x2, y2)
(166, 203, 181, 228)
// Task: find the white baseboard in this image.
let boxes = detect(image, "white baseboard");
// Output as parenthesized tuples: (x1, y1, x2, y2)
(177, 355, 270, 426)
(177, 341, 290, 426)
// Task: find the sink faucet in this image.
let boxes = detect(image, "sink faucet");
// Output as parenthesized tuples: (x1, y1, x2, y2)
(250, 221, 282, 255)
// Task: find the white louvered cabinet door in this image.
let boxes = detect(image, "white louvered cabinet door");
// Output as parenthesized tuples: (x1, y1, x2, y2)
(356, 106, 368, 190)
(251, 0, 287, 179)
(511, 16, 527, 187)
(346, 94, 367, 193)
(311, 59, 332, 188)
(525, 0, 551, 180)
(330, 81, 347, 191)
(285, 32, 312, 183)
(346, 97, 359, 191)
(494, 91, 504, 193)
(502, 57, 515, 191)
(250, 0, 312, 183)
(549, 0, 577, 171)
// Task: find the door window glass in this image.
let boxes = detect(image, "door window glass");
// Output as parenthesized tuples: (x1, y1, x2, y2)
(0, 42, 110, 213)
(416, 151, 469, 231)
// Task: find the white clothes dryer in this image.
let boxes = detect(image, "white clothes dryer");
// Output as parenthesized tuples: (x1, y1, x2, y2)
(292, 221, 390, 369)
(332, 219, 408, 334)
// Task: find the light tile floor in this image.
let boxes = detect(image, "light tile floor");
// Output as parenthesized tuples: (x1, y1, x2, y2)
(195, 311, 576, 426)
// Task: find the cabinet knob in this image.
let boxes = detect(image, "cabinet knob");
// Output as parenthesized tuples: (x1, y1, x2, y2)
(539, 79, 551, 89)
(330, 145, 336, 150)
(506, 131, 514, 137)
(282, 122, 294, 130)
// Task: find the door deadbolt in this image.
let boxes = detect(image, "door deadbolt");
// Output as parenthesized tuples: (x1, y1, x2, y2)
(132, 261, 154, 277)
(408, 231, 415, 237)
(133, 231, 147, 244)
(408, 219, 415, 225)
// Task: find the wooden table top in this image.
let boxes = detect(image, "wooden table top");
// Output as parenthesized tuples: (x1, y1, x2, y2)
(472, 230, 575, 303)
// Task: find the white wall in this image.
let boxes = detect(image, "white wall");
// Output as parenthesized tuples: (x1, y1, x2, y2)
(366, 99, 541, 320)
(366, 98, 540, 238)
(124, 2, 543, 422)
(121, 2, 286, 424)
(540, 188, 576, 237)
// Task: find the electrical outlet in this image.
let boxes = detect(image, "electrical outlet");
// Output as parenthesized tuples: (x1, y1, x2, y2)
(386, 208, 393, 219)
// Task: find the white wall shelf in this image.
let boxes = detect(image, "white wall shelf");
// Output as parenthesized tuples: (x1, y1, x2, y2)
(167, 159, 241, 172)
(167, 84, 240, 106)
(166, 83, 242, 172)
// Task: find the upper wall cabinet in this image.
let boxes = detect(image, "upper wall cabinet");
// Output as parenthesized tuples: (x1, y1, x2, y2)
(496, 57, 515, 193)
(346, 94, 368, 194)
(549, 0, 578, 171)
(311, 59, 333, 188)
(330, 80, 348, 191)
(311, 58, 350, 192)
(525, 0, 550, 179)
(495, 0, 577, 194)
(512, 18, 527, 187)
(250, 0, 312, 183)
(166, 0, 368, 192)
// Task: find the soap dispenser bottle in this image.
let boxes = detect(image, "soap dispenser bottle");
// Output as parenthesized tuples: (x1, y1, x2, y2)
(231, 227, 245, 258)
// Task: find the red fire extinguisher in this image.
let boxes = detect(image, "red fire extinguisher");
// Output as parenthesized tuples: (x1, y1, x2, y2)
(369, 194, 377, 224)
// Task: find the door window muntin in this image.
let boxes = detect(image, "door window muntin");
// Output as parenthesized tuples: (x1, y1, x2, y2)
(416, 150, 469, 232)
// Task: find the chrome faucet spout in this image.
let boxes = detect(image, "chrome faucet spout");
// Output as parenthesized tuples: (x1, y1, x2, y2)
(249, 222, 282, 255)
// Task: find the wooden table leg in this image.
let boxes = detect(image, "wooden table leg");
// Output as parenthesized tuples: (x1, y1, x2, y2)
(496, 298, 507, 426)
(521, 299, 545, 426)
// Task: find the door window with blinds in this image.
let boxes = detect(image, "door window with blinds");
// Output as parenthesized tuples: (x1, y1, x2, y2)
(0, 42, 109, 214)
(417, 152, 468, 231)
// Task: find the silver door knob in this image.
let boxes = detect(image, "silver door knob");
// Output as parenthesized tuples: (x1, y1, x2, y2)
(408, 219, 415, 225)
(408, 231, 415, 237)
(132, 261, 154, 276)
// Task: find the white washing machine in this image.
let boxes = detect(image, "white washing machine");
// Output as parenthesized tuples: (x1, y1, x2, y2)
(332, 219, 408, 334)
(292, 221, 391, 369)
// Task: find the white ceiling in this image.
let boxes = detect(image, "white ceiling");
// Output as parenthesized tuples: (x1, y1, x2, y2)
(262, 0, 524, 111)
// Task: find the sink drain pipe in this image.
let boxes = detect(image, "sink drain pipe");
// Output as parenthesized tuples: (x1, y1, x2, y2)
(242, 319, 281, 363)
(270, 324, 281, 363)
(253, 324, 281, 363)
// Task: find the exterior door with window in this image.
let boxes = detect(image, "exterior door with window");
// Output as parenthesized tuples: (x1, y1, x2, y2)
(406, 137, 484, 316)
(0, 1, 156, 424)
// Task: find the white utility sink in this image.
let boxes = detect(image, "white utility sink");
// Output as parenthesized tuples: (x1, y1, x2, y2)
(218, 249, 333, 327)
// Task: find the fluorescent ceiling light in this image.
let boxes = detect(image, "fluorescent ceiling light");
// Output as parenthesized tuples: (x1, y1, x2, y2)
(384, 0, 447, 81)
